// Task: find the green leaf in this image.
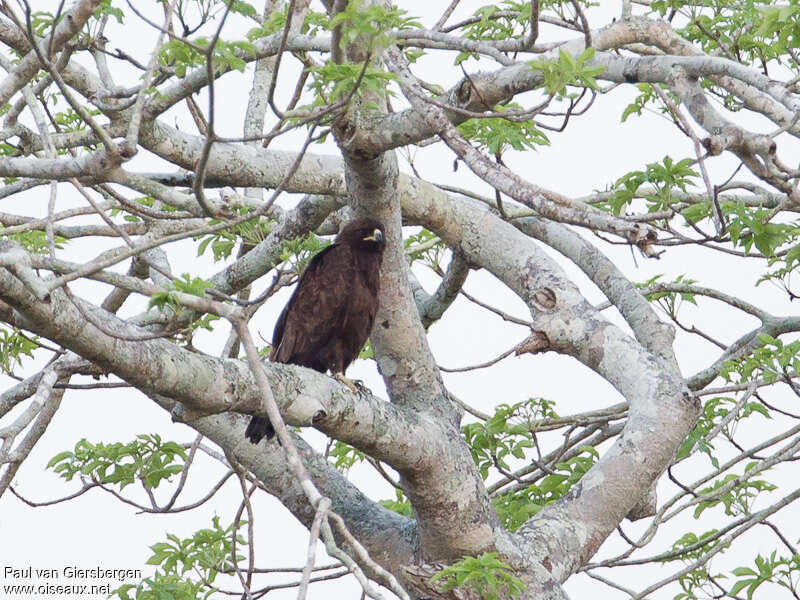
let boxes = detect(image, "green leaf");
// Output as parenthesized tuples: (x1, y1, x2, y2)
(529, 47, 605, 98)
(378, 489, 413, 517)
(328, 441, 365, 472)
(430, 553, 526, 600)
(0, 326, 40, 375)
(230, 1, 257, 19)
(49, 435, 187, 490)
(306, 61, 397, 105)
(329, 0, 421, 52)
(457, 103, 549, 157)
(46, 451, 74, 469)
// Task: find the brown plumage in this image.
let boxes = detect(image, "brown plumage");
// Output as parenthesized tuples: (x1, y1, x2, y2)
(245, 217, 386, 444)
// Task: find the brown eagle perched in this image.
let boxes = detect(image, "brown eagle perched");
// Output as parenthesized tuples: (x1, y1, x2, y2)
(245, 217, 387, 444)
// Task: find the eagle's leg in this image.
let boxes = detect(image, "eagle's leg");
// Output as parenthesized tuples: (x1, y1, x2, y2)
(333, 372, 366, 394)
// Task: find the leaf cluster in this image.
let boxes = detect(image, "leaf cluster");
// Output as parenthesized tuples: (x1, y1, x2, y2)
(378, 489, 413, 517)
(463, 398, 558, 480)
(721, 334, 800, 385)
(755, 5, 800, 60)
(651, 1, 792, 66)
(457, 103, 550, 158)
(1, 229, 67, 254)
(330, 0, 420, 53)
(676, 395, 769, 468)
(680, 200, 800, 265)
(454, 0, 598, 63)
(646, 1, 797, 111)
(673, 566, 714, 600)
(603, 156, 698, 216)
(729, 551, 800, 600)
(694, 462, 776, 518)
(113, 571, 205, 600)
(0, 326, 39, 375)
(28, 11, 59, 37)
(52, 107, 101, 134)
(759, 242, 800, 290)
(637, 273, 697, 319)
(48, 434, 188, 490)
(491, 446, 599, 531)
(158, 37, 256, 78)
(430, 553, 526, 600)
(529, 48, 604, 99)
(665, 529, 721, 564)
(149, 274, 215, 312)
(0, 140, 18, 158)
(294, 0, 419, 108)
(462, 396, 600, 532)
(279, 232, 331, 275)
(306, 62, 396, 106)
(94, 0, 124, 25)
(113, 516, 245, 600)
(664, 535, 800, 599)
(725, 203, 797, 257)
(196, 213, 275, 262)
(454, 1, 531, 61)
(146, 516, 243, 582)
(621, 83, 660, 122)
(328, 440, 365, 472)
(246, 7, 288, 41)
(405, 228, 446, 271)
(148, 274, 220, 339)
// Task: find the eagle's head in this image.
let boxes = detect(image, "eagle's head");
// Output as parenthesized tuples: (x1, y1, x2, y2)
(337, 218, 386, 253)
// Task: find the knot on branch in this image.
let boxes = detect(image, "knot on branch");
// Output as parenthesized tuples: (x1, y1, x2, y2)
(682, 390, 701, 410)
(532, 287, 557, 311)
(629, 224, 661, 258)
(701, 129, 776, 158)
(455, 79, 472, 105)
(451, 73, 507, 112)
(333, 110, 385, 162)
(170, 402, 187, 422)
(116, 140, 137, 160)
(333, 115, 357, 147)
(626, 482, 658, 521)
(311, 408, 329, 425)
(287, 392, 329, 428)
(515, 331, 550, 355)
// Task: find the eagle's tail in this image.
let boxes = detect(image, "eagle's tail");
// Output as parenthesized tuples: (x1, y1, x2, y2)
(245, 416, 275, 444)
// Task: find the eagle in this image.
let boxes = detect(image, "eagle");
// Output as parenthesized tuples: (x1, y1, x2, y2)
(245, 217, 387, 444)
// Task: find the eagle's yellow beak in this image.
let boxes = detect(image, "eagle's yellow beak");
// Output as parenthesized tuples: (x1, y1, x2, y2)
(363, 229, 384, 243)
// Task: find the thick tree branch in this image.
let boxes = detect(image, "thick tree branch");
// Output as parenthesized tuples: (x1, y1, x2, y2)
(339, 124, 497, 563)
(410, 252, 470, 328)
(384, 47, 658, 251)
(516, 216, 677, 363)
(396, 176, 699, 583)
(0, 0, 105, 106)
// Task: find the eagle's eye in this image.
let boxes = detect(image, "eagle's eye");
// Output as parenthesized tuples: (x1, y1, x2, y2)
(362, 229, 384, 243)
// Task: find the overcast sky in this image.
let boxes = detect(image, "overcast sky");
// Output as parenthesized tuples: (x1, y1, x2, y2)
(1, 1, 798, 599)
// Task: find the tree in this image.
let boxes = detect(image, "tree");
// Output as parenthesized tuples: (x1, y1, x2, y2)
(0, 0, 799, 598)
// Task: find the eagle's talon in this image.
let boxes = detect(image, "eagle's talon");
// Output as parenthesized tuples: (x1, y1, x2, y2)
(333, 372, 359, 394)
(353, 379, 372, 396)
